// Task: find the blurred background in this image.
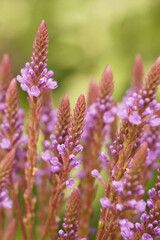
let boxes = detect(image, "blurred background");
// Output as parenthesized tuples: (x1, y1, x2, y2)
(0, 0, 160, 238)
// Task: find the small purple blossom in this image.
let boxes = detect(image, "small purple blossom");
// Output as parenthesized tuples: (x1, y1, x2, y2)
(17, 63, 58, 97)
(41, 150, 51, 162)
(103, 110, 115, 124)
(127, 199, 146, 213)
(128, 111, 141, 125)
(0, 138, 11, 150)
(148, 188, 156, 199)
(119, 219, 134, 240)
(135, 222, 143, 231)
(65, 178, 75, 189)
(142, 233, 153, 240)
(140, 213, 150, 224)
(100, 197, 113, 209)
(116, 203, 124, 211)
(0, 190, 12, 209)
(112, 180, 124, 194)
(91, 169, 100, 178)
(28, 86, 40, 97)
(50, 157, 62, 173)
(73, 144, 83, 155)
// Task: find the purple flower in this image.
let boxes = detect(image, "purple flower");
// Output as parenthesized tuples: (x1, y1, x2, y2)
(17, 63, 58, 97)
(127, 199, 146, 213)
(112, 180, 124, 194)
(142, 233, 153, 240)
(153, 227, 160, 237)
(119, 219, 134, 240)
(28, 86, 40, 97)
(100, 197, 113, 209)
(91, 169, 100, 178)
(0, 190, 12, 209)
(69, 159, 81, 169)
(117, 108, 128, 120)
(45, 79, 58, 89)
(58, 229, 64, 236)
(99, 151, 110, 167)
(143, 107, 153, 117)
(148, 188, 156, 199)
(73, 144, 83, 155)
(116, 204, 124, 211)
(149, 116, 160, 127)
(65, 178, 75, 189)
(129, 111, 141, 125)
(147, 199, 153, 209)
(140, 213, 149, 223)
(50, 157, 62, 173)
(57, 144, 67, 159)
(41, 150, 52, 162)
(103, 111, 115, 124)
(135, 222, 143, 231)
(0, 138, 11, 150)
(50, 165, 61, 173)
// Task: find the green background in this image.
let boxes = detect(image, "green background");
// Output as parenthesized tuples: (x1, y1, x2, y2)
(0, 0, 160, 239)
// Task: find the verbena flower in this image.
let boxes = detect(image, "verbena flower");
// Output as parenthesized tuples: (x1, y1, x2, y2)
(1, 20, 160, 240)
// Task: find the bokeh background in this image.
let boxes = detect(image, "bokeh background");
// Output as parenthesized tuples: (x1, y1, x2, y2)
(0, 0, 160, 238)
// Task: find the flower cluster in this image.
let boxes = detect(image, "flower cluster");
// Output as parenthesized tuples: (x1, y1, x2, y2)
(0, 20, 160, 240)
(17, 62, 57, 97)
(17, 21, 57, 98)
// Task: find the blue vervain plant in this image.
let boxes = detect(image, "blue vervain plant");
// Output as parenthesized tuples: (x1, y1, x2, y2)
(0, 20, 160, 240)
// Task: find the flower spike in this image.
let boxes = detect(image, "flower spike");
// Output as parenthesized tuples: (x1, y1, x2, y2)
(131, 54, 144, 92)
(17, 20, 57, 98)
(16, 20, 58, 238)
(55, 94, 71, 143)
(0, 149, 15, 189)
(0, 54, 12, 91)
(32, 20, 49, 68)
(99, 65, 114, 99)
(69, 94, 86, 141)
(58, 189, 81, 240)
(87, 78, 99, 106)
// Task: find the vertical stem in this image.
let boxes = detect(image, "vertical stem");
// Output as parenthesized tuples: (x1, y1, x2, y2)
(10, 177, 27, 240)
(41, 187, 62, 240)
(24, 97, 41, 240)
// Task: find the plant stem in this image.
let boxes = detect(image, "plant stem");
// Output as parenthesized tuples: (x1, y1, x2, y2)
(10, 177, 27, 240)
(41, 187, 62, 240)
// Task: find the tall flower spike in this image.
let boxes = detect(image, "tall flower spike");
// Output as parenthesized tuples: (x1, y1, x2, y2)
(18, 20, 57, 239)
(87, 78, 99, 107)
(133, 187, 160, 239)
(131, 54, 144, 92)
(0, 54, 12, 92)
(41, 95, 86, 240)
(32, 20, 49, 66)
(69, 94, 86, 142)
(143, 56, 160, 100)
(54, 94, 71, 145)
(99, 65, 114, 99)
(0, 78, 25, 151)
(0, 148, 15, 190)
(17, 20, 57, 97)
(0, 54, 12, 126)
(96, 58, 160, 240)
(105, 143, 148, 239)
(78, 66, 116, 239)
(58, 189, 81, 240)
